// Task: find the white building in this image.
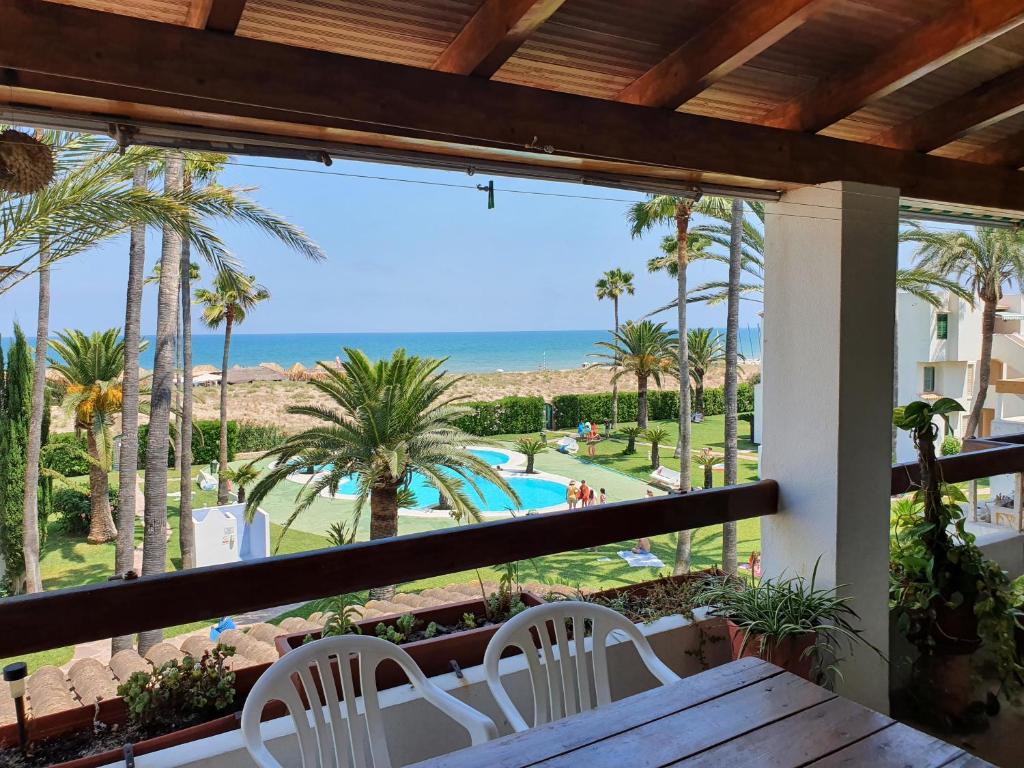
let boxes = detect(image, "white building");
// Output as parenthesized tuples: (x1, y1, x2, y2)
(896, 290, 1024, 463)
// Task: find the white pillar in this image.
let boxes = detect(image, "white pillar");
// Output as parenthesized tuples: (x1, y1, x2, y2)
(761, 181, 898, 712)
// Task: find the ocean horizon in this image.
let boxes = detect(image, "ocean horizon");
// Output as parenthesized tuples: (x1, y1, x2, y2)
(6, 328, 763, 374)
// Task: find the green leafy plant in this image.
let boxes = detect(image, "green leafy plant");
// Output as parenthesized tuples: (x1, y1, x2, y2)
(319, 594, 363, 638)
(462, 612, 477, 630)
(891, 399, 1023, 721)
(478, 563, 527, 624)
(117, 645, 237, 735)
(940, 435, 962, 456)
(325, 521, 356, 548)
(235, 421, 288, 453)
(375, 613, 417, 645)
(424, 621, 439, 639)
(51, 486, 118, 536)
(452, 396, 545, 436)
(514, 436, 547, 473)
(224, 461, 260, 504)
(696, 562, 876, 687)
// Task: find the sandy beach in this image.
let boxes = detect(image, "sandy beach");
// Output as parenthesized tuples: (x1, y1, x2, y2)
(47, 362, 759, 434)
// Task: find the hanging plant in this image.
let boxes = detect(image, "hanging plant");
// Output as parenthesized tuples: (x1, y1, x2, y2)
(0, 129, 55, 194)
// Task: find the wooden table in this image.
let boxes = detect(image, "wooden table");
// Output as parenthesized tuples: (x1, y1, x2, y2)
(410, 657, 993, 768)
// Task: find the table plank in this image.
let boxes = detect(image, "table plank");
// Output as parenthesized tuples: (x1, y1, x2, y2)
(409, 658, 781, 768)
(942, 753, 998, 767)
(671, 696, 891, 767)
(806, 722, 968, 767)
(537, 671, 835, 768)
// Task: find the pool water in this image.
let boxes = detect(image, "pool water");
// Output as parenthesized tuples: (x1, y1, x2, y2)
(469, 448, 511, 466)
(335, 471, 565, 511)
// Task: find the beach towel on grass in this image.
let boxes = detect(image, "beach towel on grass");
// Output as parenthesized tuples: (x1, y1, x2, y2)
(617, 550, 665, 568)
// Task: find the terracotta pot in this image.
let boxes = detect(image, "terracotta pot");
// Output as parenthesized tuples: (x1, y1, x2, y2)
(276, 592, 545, 693)
(725, 620, 817, 680)
(928, 597, 981, 655)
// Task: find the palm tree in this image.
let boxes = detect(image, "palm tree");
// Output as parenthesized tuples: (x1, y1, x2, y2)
(514, 436, 546, 474)
(245, 348, 519, 600)
(628, 194, 697, 575)
(621, 425, 642, 454)
(685, 328, 728, 416)
(722, 197, 745, 577)
(595, 269, 635, 427)
(694, 447, 718, 490)
(644, 426, 669, 470)
(592, 320, 677, 429)
(902, 226, 1024, 438)
(196, 271, 271, 504)
(48, 329, 133, 544)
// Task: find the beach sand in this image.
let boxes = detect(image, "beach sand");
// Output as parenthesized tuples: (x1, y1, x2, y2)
(48, 362, 759, 434)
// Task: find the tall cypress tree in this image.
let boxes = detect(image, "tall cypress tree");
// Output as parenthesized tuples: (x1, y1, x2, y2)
(0, 326, 32, 594)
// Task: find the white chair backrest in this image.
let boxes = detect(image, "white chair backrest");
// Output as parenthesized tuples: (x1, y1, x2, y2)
(241, 634, 497, 768)
(483, 602, 680, 733)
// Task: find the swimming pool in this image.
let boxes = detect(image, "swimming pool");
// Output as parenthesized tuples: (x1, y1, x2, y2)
(334, 471, 565, 512)
(294, 448, 511, 475)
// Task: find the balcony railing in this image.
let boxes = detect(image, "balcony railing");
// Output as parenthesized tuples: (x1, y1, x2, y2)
(1, 431, 1023, 660)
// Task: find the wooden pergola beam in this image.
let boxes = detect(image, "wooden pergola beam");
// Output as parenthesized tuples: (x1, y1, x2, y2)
(871, 65, 1024, 151)
(760, 0, 1024, 133)
(5, 0, 1024, 210)
(617, 0, 835, 109)
(963, 132, 1024, 169)
(433, 0, 565, 78)
(184, 0, 246, 33)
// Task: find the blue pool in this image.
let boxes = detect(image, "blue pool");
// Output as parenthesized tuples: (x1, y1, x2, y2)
(335, 471, 565, 512)
(469, 449, 510, 466)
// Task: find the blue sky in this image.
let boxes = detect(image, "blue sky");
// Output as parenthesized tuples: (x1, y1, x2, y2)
(0, 158, 768, 336)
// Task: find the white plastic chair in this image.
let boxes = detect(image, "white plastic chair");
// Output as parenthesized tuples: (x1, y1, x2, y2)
(483, 602, 680, 732)
(241, 635, 498, 768)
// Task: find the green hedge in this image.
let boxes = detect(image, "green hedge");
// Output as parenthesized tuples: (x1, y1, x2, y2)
(454, 396, 544, 436)
(139, 420, 238, 467)
(43, 432, 91, 477)
(236, 421, 288, 453)
(552, 382, 754, 428)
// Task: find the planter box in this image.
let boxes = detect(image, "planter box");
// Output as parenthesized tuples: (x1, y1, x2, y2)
(0, 662, 273, 767)
(275, 592, 545, 693)
(585, 570, 722, 606)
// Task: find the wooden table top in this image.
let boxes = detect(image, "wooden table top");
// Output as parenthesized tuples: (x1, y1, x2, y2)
(410, 657, 993, 768)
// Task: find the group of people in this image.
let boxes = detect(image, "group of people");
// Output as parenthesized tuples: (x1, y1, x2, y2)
(566, 479, 604, 510)
(576, 419, 605, 457)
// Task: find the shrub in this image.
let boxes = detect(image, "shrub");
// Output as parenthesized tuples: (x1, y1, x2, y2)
(52, 486, 119, 536)
(940, 435, 961, 456)
(42, 432, 91, 477)
(235, 421, 288, 453)
(453, 396, 544, 436)
(118, 644, 237, 735)
(139, 420, 238, 467)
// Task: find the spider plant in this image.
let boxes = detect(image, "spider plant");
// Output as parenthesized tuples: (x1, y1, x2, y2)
(696, 560, 880, 685)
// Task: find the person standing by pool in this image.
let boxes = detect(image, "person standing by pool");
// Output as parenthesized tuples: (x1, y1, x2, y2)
(578, 421, 586, 440)
(599, 488, 606, 505)
(566, 480, 579, 509)
(579, 479, 590, 508)
(586, 433, 597, 458)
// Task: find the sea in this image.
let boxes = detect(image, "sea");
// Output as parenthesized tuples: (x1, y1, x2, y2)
(8, 328, 763, 373)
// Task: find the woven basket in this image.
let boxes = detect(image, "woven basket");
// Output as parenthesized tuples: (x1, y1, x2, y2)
(0, 129, 55, 194)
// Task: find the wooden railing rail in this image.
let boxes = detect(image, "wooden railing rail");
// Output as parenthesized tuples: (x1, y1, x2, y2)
(0, 480, 779, 658)
(890, 432, 1024, 495)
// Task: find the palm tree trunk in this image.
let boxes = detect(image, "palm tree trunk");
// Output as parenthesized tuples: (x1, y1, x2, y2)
(704, 463, 713, 489)
(217, 310, 234, 504)
(86, 430, 116, 544)
(139, 151, 183, 654)
(650, 441, 660, 470)
(964, 294, 997, 438)
(172, 301, 182, 473)
(722, 197, 743, 576)
(637, 373, 649, 428)
(368, 484, 399, 600)
(113, 161, 148, 654)
(21, 243, 48, 593)
(673, 201, 693, 576)
(611, 298, 619, 427)
(178, 204, 195, 569)
(694, 377, 705, 415)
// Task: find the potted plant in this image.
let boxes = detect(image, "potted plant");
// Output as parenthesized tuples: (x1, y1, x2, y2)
(0, 645, 253, 768)
(274, 564, 543, 690)
(695, 563, 875, 686)
(890, 398, 1022, 725)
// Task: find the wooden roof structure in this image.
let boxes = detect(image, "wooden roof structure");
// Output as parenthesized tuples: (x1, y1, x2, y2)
(6, 0, 1024, 214)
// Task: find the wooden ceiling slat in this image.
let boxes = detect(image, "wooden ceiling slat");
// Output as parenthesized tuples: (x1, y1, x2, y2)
(963, 131, 1024, 168)
(9, 0, 1024, 211)
(616, 0, 835, 109)
(433, 0, 566, 78)
(870, 65, 1024, 151)
(758, 0, 1024, 133)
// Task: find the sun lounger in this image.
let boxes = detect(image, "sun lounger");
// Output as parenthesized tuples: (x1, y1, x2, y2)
(649, 465, 680, 490)
(197, 470, 218, 492)
(556, 437, 579, 455)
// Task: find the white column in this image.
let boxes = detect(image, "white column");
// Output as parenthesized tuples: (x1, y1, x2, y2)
(761, 181, 898, 712)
